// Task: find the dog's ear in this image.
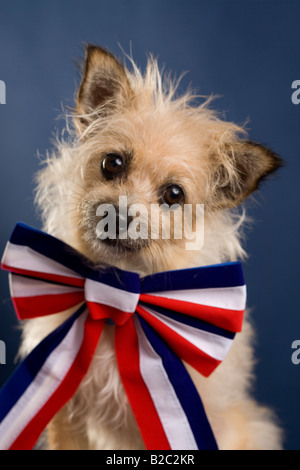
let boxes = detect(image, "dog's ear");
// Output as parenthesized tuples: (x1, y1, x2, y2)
(75, 45, 132, 133)
(211, 140, 282, 209)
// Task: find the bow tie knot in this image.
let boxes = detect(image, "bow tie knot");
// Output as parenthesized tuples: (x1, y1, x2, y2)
(84, 277, 139, 325)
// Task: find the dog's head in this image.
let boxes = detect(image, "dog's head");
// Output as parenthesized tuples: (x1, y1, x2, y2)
(37, 45, 282, 275)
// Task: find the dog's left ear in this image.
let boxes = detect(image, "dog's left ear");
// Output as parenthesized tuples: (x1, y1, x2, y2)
(211, 140, 283, 209)
(74, 45, 132, 134)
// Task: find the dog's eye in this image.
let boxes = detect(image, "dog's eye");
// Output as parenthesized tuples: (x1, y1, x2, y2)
(102, 153, 125, 179)
(161, 185, 185, 206)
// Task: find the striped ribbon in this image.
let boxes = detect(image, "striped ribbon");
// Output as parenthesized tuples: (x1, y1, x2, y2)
(0, 223, 246, 450)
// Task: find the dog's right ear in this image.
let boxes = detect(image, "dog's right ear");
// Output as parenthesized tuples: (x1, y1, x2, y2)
(75, 45, 132, 134)
(210, 139, 283, 210)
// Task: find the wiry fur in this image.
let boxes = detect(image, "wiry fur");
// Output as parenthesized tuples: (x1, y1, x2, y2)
(20, 46, 283, 450)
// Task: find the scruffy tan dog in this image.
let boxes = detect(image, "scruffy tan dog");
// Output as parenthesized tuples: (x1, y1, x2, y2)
(20, 45, 283, 450)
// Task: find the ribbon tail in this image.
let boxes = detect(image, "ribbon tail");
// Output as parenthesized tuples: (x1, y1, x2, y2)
(115, 317, 171, 450)
(0, 305, 104, 450)
(137, 315, 218, 450)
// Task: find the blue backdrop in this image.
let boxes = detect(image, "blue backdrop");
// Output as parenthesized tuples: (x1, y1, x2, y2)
(0, 0, 299, 450)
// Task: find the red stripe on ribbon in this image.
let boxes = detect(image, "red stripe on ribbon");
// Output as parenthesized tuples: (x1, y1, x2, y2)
(86, 301, 134, 326)
(9, 314, 104, 450)
(13, 292, 85, 320)
(1, 263, 85, 288)
(115, 317, 171, 450)
(136, 305, 220, 377)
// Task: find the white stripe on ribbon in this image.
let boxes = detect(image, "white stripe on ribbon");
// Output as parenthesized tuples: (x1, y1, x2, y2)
(84, 278, 139, 313)
(9, 273, 83, 298)
(148, 285, 246, 311)
(2, 242, 83, 280)
(0, 310, 88, 450)
(141, 305, 233, 361)
(134, 317, 198, 450)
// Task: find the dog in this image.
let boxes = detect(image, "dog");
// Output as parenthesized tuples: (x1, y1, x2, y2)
(19, 45, 283, 450)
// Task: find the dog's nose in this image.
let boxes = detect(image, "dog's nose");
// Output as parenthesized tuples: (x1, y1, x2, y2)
(97, 205, 149, 252)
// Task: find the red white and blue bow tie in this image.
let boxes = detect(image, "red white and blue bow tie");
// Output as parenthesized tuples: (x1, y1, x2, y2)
(0, 223, 246, 451)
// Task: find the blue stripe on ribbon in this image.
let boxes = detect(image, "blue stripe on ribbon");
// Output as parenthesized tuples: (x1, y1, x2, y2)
(139, 301, 236, 339)
(8, 223, 140, 293)
(0, 304, 86, 423)
(140, 262, 245, 293)
(138, 315, 219, 450)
